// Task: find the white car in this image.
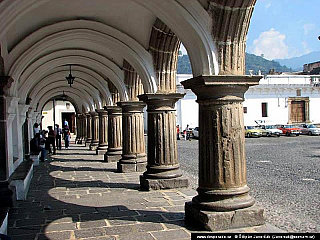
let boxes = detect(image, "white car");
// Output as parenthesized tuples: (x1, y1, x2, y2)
(192, 127, 199, 138)
(299, 124, 320, 135)
(259, 125, 282, 137)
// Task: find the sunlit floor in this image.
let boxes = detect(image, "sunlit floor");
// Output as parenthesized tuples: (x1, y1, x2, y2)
(7, 143, 283, 240)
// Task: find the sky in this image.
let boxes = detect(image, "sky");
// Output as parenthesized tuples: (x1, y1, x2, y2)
(247, 0, 320, 60)
(180, 0, 320, 60)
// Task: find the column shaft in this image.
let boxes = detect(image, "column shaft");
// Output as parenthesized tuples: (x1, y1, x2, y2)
(138, 93, 189, 190)
(104, 106, 122, 162)
(96, 109, 108, 155)
(117, 101, 147, 172)
(182, 75, 265, 231)
(86, 113, 92, 145)
(90, 111, 99, 150)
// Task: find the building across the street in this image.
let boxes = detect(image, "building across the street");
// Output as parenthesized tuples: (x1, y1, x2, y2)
(177, 74, 320, 129)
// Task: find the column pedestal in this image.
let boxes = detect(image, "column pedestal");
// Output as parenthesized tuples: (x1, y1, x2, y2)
(138, 93, 189, 190)
(85, 113, 92, 146)
(104, 106, 122, 162)
(89, 111, 99, 151)
(181, 75, 265, 231)
(96, 109, 108, 155)
(117, 101, 147, 173)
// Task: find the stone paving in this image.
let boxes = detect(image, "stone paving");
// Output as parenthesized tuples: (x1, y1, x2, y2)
(7, 143, 284, 240)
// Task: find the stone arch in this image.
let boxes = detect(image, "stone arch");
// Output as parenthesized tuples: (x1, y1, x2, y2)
(28, 79, 102, 110)
(208, 0, 257, 75)
(149, 18, 181, 93)
(34, 87, 92, 114)
(7, 20, 157, 94)
(10, 52, 128, 102)
(19, 69, 112, 107)
(123, 60, 144, 101)
(0, 0, 219, 77)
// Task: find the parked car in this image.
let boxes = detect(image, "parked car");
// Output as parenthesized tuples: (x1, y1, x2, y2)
(259, 125, 282, 137)
(298, 124, 320, 135)
(192, 127, 199, 138)
(277, 125, 301, 136)
(245, 126, 266, 138)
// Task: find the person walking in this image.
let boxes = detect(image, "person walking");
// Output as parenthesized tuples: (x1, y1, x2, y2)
(47, 126, 56, 154)
(63, 126, 71, 149)
(55, 124, 62, 150)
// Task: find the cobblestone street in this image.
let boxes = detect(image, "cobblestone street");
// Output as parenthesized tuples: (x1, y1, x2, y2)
(178, 135, 320, 233)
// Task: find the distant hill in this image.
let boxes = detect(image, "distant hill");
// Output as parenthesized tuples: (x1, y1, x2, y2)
(177, 53, 293, 75)
(245, 53, 293, 75)
(275, 51, 320, 71)
(177, 55, 192, 74)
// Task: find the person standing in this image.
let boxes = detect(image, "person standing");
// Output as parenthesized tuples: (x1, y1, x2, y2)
(55, 124, 62, 150)
(176, 125, 180, 140)
(185, 124, 190, 141)
(33, 123, 40, 136)
(63, 126, 71, 149)
(47, 126, 56, 154)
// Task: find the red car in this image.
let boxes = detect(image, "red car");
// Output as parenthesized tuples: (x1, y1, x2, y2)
(278, 125, 302, 136)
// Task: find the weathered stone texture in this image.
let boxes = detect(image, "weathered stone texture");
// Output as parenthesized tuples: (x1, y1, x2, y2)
(149, 19, 180, 93)
(208, 0, 257, 75)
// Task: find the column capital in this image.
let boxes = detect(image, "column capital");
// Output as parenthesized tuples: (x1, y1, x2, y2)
(138, 93, 184, 110)
(89, 110, 98, 117)
(181, 75, 261, 101)
(0, 76, 14, 95)
(117, 101, 146, 113)
(96, 108, 108, 116)
(104, 105, 122, 114)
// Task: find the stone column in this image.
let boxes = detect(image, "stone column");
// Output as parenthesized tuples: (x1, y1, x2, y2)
(82, 113, 87, 143)
(89, 111, 99, 151)
(104, 106, 122, 162)
(85, 113, 92, 146)
(138, 93, 189, 190)
(181, 76, 265, 231)
(76, 113, 81, 143)
(0, 76, 14, 207)
(96, 109, 108, 155)
(117, 101, 147, 173)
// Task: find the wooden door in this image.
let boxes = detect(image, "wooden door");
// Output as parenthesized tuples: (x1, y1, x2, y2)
(290, 101, 305, 123)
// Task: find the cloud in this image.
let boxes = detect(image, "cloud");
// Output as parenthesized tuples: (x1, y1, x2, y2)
(265, 2, 271, 8)
(302, 41, 312, 54)
(303, 23, 316, 36)
(251, 28, 289, 60)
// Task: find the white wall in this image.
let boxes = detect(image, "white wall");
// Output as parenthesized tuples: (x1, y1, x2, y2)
(42, 100, 75, 129)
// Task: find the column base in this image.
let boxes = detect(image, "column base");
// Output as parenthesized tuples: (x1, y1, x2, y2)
(89, 143, 99, 151)
(185, 202, 265, 231)
(140, 175, 189, 190)
(104, 153, 121, 162)
(96, 149, 108, 155)
(117, 159, 147, 173)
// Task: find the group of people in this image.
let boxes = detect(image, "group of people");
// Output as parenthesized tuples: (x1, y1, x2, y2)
(30, 121, 71, 162)
(176, 124, 191, 141)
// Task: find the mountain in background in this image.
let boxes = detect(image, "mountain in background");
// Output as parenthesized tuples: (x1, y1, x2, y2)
(275, 51, 320, 71)
(177, 53, 294, 75)
(245, 53, 293, 74)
